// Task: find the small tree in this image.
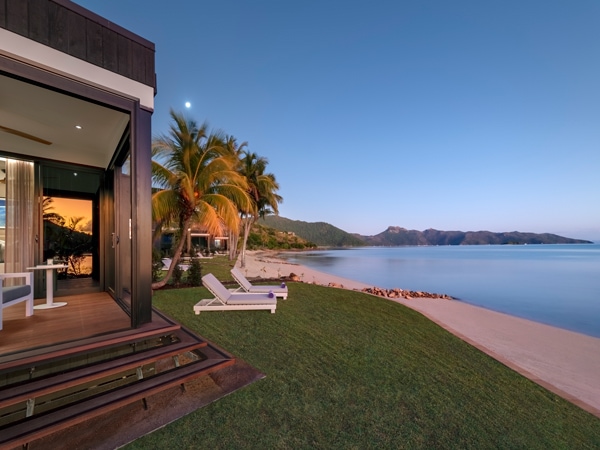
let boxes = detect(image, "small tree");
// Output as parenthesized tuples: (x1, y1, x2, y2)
(46, 216, 93, 277)
(152, 248, 164, 282)
(172, 263, 183, 287)
(187, 258, 202, 286)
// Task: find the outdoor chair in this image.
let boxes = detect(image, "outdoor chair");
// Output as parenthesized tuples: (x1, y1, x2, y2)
(194, 273, 277, 314)
(0, 272, 34, 330)
(230, 267, 288, 299)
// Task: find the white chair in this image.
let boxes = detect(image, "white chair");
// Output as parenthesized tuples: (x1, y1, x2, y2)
(194, 273, 277, 314)
(231, 267, 288, 299)
(0, 272, 34, 330)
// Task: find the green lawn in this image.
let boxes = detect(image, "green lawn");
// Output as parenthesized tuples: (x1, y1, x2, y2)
(130, 264, 600, 449)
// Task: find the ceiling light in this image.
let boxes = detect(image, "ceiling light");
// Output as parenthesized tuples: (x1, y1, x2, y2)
(75, 125, 82, 129)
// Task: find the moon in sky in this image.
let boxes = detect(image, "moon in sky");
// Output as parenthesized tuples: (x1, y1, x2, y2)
(185, 101, 191, 108)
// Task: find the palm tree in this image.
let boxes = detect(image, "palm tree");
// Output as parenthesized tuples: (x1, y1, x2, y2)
(151, 110, 250, 289)
(238, 151, 282, 268)
(42, 197, 64, 225)
(221, 135, 248, 261)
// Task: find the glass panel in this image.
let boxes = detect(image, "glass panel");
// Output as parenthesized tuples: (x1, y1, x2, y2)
(44, 197, 92, 272)
(41, 165, 101, 294)
(116, 156, 132, 307)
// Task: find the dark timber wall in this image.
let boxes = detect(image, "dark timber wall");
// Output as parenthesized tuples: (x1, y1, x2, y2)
(0, 0, 155, 89)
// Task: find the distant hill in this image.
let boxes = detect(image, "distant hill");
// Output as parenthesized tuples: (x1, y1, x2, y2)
(258, 217, 592, 247)
(247, 222, 317, 250)
(357, 226, 593, 246)
(258, 216, 364, 247)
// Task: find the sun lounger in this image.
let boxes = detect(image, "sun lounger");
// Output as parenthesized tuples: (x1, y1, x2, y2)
(194, 273, 277, 314)
(230, 267, 288, 299)
(161, 258, 189, 271)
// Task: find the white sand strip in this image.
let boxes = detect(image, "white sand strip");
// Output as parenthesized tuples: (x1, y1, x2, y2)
(239, 251, 600, 417)
(238, 251, 372, 291)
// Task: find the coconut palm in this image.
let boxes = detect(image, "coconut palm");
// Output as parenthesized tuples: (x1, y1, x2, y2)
(238, 151, 282, 268)
(151, 110, 250, 289)
(221, 135, 248, 260)
(42, 196, 64, 225)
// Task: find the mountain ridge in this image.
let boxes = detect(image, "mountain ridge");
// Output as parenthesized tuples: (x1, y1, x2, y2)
(259, 216, 593, 247)
(358, 226, 593, 246)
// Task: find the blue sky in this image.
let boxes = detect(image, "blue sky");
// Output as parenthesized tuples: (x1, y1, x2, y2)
(77, 1, 600, 240)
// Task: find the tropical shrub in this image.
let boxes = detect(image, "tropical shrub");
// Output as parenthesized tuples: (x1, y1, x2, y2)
(187, 258, 202, 287)
(172, 263, 183, 287)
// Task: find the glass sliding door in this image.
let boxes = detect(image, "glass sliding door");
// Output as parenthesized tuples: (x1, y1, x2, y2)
(105, 158, 132, 311)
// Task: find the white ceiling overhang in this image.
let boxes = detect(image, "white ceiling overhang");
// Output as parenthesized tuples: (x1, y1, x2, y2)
(0, 28, 154, 168)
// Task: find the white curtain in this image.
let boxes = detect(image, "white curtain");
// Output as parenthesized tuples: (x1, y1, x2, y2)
(5, 159, 35, 273)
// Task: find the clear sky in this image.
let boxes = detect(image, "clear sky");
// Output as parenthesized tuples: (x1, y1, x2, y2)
(76, 1, 600, 241)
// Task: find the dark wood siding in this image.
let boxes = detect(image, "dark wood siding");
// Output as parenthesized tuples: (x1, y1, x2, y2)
(67, 8, 86, 60)
(48, 1, 68, 53)
(29, 0, 50, 45)
(0, 0, 155, 88)
(86, 17, 103, 67)
(5, 0, 28, 34)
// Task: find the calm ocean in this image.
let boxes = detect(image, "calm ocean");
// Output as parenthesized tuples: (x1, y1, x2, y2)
(279, 244, 600, 338)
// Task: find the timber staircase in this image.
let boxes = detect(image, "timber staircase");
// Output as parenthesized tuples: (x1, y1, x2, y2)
(0, 313, 234, 449)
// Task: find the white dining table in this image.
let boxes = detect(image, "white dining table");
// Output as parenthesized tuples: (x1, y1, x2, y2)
(26, 264, 69, 309)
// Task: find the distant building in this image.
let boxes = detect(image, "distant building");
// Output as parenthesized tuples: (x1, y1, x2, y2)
(158, 227, 230, 255)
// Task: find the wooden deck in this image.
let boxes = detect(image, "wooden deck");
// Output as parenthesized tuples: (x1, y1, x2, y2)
(0, 292, 132, 358)
(0, 291, 246, 449)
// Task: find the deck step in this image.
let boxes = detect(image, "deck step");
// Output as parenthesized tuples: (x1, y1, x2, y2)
(0, 329, 207, 410)
(0, 324, 183, 373)
(0, 325, 189, 390)
(0, 326, 235, 448)
(0, 345, 234, 449)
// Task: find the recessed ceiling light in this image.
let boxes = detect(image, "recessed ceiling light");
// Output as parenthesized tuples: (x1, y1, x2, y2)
(75, 125, 82, 129)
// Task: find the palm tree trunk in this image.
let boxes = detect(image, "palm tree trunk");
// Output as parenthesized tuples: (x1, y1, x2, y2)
(151, 217, 192, 290)
(151, 219, 164, 253)
(228, 229, 237, 261)
(239, 215, 254, 268)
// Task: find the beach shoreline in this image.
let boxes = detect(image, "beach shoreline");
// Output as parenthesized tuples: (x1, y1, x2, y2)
(238, 250, 600, 418)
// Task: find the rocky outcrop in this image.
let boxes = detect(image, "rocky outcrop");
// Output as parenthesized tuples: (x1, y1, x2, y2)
(361, 286, 453, 300)
(282, 271, 454, 300)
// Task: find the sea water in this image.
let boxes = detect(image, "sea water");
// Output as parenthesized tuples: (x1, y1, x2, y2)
(279, 245, 600, 338)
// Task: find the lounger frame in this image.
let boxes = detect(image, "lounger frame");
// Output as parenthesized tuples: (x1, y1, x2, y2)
(194, 273, 277, 314)
(230, 267, 288, 299)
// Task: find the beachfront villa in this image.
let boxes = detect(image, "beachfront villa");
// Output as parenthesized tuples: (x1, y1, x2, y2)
(159, 227, 230, 256)
(0, 2, 246, 446)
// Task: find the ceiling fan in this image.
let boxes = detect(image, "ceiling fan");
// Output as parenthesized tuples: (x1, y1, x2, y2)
(0, 124, 52, 145)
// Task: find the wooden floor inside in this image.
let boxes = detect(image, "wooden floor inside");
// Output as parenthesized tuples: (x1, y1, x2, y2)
(56, 276, 101, 295)
(0, 292, 132, 357)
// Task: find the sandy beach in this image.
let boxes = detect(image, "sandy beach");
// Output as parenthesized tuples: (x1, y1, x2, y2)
(239, 250, 600, 418)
